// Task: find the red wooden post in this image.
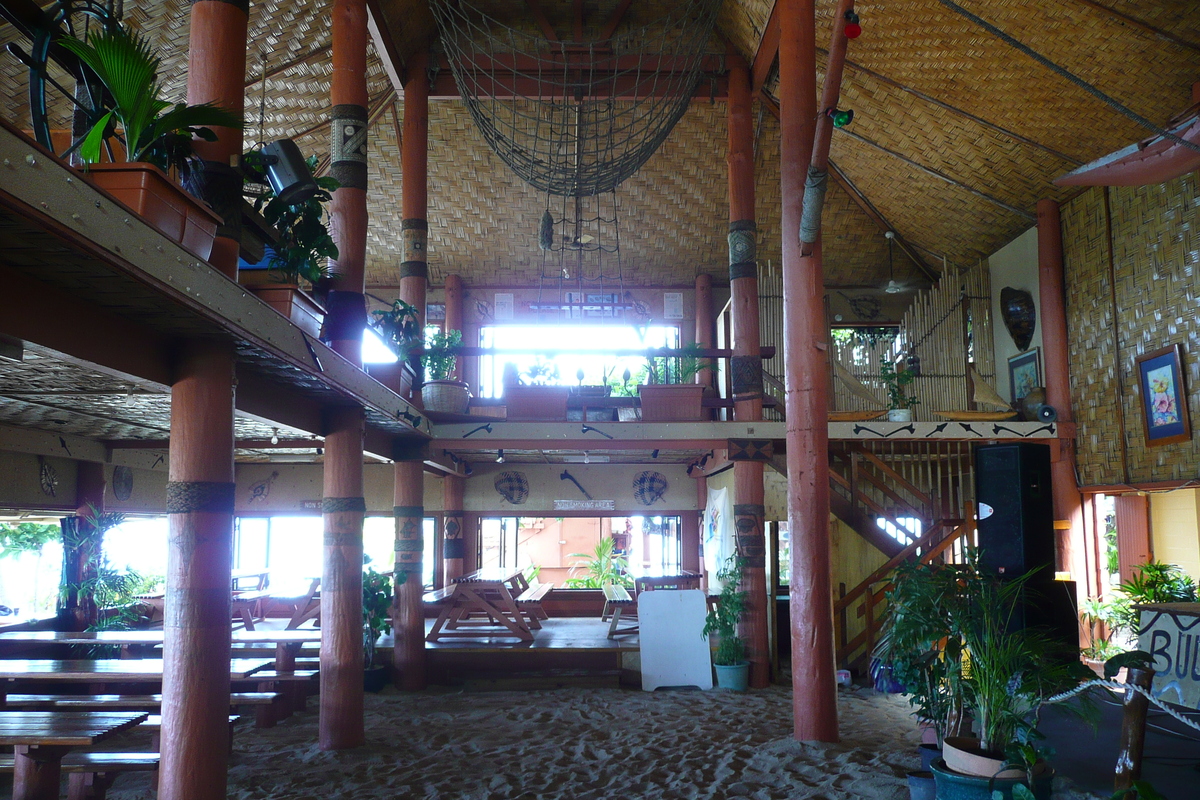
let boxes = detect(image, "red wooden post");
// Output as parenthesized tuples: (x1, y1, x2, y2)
(392, 52, 430, 687)
(318, 0, 370, 751)
(159, 341, 235, 800)
(726, 50, 770, 690)
(695, 273, 715, 403)
(780, 0, 839, 741)
(1038, 200, 1085, 586)
(444, 273, 464, 381)
(393, 462, 426, 690)
(185, 0, 248, 280)
(443, 476, 466, 583)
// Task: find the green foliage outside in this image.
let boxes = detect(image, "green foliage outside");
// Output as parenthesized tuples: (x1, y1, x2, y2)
(642, 342, 712, 385)
(521, 358, 560, 386)
(60, 25, 242, 171)
(0, 523, 61, 558)
(423, 329, 463, 381)
(563, 537, 631, 588)
(362, 566, 394, 668)
(702, 555, 748, 666)
(1081, 560, 1197, 659)
(879, 361, 920, 410)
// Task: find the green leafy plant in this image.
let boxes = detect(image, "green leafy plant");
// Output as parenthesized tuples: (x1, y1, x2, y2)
(643, 343, 713, 385)
(702, 555, 748, 666)
(0, 523, 60, 559)
(59, 25, 242, 171)
(423, 329, 463, 381)
(879, 361, 920, 409)
(563, 538, 631, 588)
(362, 566, 393, 668)
(521, 358, 560, 386)
(1081, 561, 1196, 656)
(1110, 780, 1168, 800)
(604, 365, 638, 397)
(243, 151, 339, 284)
(369, 298, 422, 362)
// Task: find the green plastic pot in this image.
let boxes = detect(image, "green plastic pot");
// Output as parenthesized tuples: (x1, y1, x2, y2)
(714, 661, 750, 691)
(929, 759, 1053, 800)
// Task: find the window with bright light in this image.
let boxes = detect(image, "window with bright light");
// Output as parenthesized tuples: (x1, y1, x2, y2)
(876, 516, 922, 545)
(478, 324, 680, 399)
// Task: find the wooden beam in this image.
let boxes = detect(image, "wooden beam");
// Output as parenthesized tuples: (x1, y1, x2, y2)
(573, 0, 583, 43)
(1071, 0, 1200, 54)
(751, 2, 781, 96)
(366, 0, 405, 96)
(524, 0, 559, 42)
(244, 44, 331, 88)
(597, 0, 635, 41)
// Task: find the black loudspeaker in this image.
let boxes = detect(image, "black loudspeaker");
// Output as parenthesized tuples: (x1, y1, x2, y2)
(974, 443, 1055, 578)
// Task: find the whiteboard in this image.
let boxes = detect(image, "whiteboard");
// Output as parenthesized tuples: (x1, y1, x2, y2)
(639, 589, 713, 691)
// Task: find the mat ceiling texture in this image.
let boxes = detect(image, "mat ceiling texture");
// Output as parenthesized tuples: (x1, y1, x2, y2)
(0, 0, 1195, 290)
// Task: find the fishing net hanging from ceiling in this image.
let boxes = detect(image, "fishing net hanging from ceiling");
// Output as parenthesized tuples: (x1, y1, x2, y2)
(428, 0, 722, 197)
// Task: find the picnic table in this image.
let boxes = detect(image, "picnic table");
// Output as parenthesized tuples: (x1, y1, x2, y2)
(425, 568, 539, 643)
(0, 710, 147, 800)
(0, 630, 319, 671)
(0, 659, 272, 706)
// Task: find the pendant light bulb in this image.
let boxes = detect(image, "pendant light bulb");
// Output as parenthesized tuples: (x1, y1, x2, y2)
(270, 428, 279, 445)
(583, 452, 590, 464)
(496, 449, 505, 464)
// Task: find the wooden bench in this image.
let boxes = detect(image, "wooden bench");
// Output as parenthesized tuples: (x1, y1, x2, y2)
(234, 669, 318, 726)
(514, 583, 553, 628)
(231, 589, 273, 630)
(422, 586, 455, 605)
(141, 714, 240, 751)
(0, 751, 158, 800)
(601, 584, 638, 639)
(4, 691, 279, 712)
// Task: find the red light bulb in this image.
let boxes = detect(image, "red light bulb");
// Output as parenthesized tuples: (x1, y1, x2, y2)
(844, 22, 861, 38)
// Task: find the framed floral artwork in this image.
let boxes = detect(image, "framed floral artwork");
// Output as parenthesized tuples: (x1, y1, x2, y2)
(1135, 344, 1191, 447)
(1007, 348, 1041, 405)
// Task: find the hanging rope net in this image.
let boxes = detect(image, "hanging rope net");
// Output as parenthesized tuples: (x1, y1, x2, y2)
(428, 0, 722, 197)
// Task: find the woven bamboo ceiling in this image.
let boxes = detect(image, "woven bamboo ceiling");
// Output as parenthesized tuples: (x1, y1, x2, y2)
(1, 0, 1196, 293)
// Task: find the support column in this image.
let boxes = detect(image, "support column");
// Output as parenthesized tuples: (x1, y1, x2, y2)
(400, 52, 430, 353)
(319, 0, 369, 751)
(727, 52, 770, 689)
(695, 273, 715, 405)
(185, 0, 248, 279)
(780, 0, 838, 741)
(443, 475, 466, 583)
(159, 341, 235, 800)
(59, 462, 107, 630)
(320, 407, 365, 750)
(393, 462, 425, 690)
(1037, 199, 1084, 587)
(444, 273, 464, 381)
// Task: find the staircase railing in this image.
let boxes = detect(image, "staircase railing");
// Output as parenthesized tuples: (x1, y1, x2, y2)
(832, 516, 975, 670)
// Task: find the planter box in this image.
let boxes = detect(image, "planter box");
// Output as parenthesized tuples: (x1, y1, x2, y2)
(422, 380, 471, 414)
(245, 283, 325, 338)
(82, 162, 221, 261)
(638, 384, 705, 421)
(506, 385, 569, 421)
(367, 361, 416, 399)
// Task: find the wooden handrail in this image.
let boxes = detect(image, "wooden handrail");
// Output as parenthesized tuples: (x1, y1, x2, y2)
(855, 447, 935, 510)
(833, 518, 967, 613)
(853, 464, 927, 521)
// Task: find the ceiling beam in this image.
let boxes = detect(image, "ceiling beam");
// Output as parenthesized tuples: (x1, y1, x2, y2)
(1070, 0, 1200, 54)
(244, 44, 331, 89)
(523, 0, 560, 42)
(597, 0, 635, 41)
(573, 0, 583, 42)
(751, 2, 780, 96)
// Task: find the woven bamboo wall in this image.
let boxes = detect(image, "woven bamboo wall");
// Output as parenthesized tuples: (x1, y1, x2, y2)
(1063, 173, 1200, 487)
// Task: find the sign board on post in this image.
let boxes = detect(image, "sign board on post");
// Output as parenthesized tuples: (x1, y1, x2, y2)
(1138, 603, 1200, 709)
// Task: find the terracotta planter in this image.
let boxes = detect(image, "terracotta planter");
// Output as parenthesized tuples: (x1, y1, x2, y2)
(941, 737, 1024, 779)
(506, 385, 569, 421)
(638, 384, 705, 421)
(367, 361, 415, 399)
(244, 281, 325, 338)
(82, 162, 221, 261)
(422, 380, 471, 414)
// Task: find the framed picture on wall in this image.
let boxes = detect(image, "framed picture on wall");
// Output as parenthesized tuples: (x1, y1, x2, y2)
(1007, 348, 1041, 404)
(1136, 344, 1191, 447)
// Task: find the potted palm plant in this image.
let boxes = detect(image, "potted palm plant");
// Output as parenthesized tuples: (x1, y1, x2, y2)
(702, 555, 750, 690)
(881, 361, 920, 421)
(60, 24, 242, 261)
(362, 565, 393, 692)
(366, 298, 421, 397)
(421, 329, 470, 414)
(638, 343, 713, 422)
(563, 538, 632, 588)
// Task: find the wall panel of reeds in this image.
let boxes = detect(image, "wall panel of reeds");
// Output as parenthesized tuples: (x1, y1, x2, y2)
(1063, 173, 1200, 487)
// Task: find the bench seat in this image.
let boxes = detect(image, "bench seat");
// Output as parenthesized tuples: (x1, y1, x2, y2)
(601, 584, 638, 639)
(513, 583, 552, 627)
(0, 752, 159, 800)
(422, 586, 455, 604)
(4, 691, 279, 710)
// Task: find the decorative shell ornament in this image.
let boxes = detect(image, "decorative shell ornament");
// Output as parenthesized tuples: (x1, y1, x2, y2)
(494, 471, 530, 505)
(1000, 287, 1036, 351)
(633, 471, 669, 506)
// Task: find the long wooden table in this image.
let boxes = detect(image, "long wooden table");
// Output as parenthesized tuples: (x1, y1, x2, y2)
(0, 710, 147, 800)
(0, 630, 319, 671)
(425, 568, 535, 642)
(0, 659, 272, 706)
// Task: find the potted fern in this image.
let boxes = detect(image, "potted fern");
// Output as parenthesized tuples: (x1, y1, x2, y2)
(366, 298, 421, 397)
(702, 555, 750, 690)
(639, 343, 713, 422)
(60, 24, 242, 261)
(421, 329, 470, 414)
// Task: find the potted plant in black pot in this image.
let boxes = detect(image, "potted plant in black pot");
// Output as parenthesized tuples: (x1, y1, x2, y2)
(60, 23, 242, 261)
(367, 298, 422, 397)
(362, 565, 393, 692)
(702, 554, 750, 690)
(421, 329, 470, 414)
(880, 360, 920, 422)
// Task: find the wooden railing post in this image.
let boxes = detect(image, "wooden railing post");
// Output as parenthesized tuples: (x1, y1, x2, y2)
(1114, 667, 1155, 795)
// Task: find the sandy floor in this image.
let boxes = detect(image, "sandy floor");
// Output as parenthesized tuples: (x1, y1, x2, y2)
(96, 685, 1105, 800)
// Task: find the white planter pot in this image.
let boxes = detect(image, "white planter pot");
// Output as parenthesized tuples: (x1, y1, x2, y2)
(888, 408, 914, 422)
